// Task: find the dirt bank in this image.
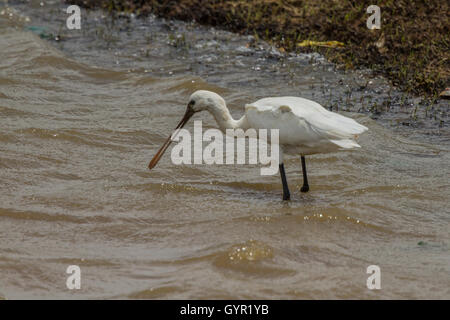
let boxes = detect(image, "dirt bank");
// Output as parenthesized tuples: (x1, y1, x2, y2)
(69, 0, 449, 97)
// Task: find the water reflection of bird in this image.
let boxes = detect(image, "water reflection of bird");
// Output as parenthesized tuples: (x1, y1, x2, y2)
(149, 90, 368, 200)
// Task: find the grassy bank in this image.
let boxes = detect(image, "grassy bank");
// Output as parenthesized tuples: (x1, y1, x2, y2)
(70, 0, 449, 97)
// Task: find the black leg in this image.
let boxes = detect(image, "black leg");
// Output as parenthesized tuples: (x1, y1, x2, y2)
(279, 163, 290, 200)
(300, 156, 309, 193)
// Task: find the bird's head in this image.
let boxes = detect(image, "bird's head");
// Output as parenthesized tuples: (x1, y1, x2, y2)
(148, 90, 225, 170)
(187, 90, 226, 113)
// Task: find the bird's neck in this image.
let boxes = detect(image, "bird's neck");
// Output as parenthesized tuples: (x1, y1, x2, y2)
(208, 104, 248, 132)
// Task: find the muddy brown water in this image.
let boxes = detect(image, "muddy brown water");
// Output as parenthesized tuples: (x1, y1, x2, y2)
(0, 1, 449, 299)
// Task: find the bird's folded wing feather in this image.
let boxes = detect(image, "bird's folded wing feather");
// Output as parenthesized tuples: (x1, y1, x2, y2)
(245, 97, 368, 147)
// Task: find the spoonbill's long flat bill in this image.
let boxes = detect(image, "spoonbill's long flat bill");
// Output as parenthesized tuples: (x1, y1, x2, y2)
(149, 90, 368, 200)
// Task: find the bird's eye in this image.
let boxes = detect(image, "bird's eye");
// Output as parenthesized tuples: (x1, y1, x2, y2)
(189, 100, 195, 106)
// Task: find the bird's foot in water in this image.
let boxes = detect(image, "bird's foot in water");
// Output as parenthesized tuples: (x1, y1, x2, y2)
(283, 192, 291, 201)
(300, 185, 309, 193)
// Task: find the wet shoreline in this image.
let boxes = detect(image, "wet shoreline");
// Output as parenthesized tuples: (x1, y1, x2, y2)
(68, 0, 449, 98)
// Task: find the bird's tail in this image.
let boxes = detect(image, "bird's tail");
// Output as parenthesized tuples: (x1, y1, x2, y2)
(330, 139, 361, 149)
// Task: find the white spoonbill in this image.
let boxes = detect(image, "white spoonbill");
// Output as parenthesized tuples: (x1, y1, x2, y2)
(149, 90, 368, 200)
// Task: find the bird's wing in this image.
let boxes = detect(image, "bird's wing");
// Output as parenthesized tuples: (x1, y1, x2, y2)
(244, 97, 368, 148)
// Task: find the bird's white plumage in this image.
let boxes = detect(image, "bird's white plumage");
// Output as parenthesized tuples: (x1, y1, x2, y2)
(185, 90, 368, 156)
(244, 96, 368, 155)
